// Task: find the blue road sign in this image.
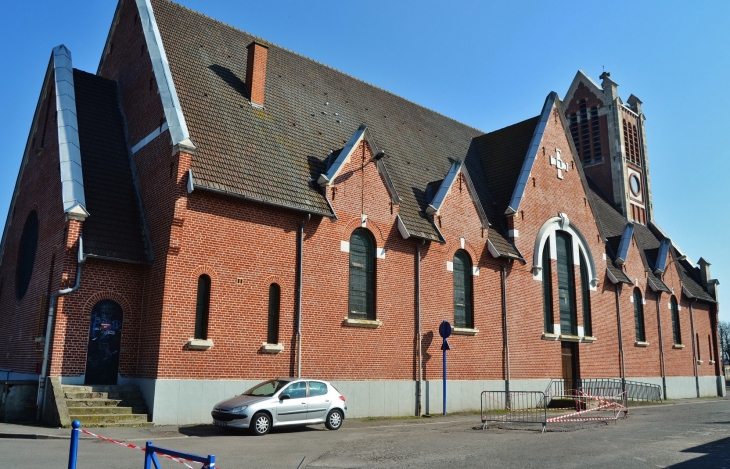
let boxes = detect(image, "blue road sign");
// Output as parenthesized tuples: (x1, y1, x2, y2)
(441, 339, 450, 351)
(439, 320, 452, 339)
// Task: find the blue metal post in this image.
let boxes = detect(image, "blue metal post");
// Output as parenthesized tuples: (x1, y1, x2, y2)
(144, 441, 153, 469)
(68, 420, 81, 469)
(206, 454, 216, 468)
(442, 348, 446, 415)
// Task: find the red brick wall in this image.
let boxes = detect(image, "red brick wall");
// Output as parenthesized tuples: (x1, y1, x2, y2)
(0, 75, 68, 376)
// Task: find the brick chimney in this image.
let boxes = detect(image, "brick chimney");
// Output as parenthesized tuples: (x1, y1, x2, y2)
(246, 41, 269, 107)
(698, 257, 711, 288)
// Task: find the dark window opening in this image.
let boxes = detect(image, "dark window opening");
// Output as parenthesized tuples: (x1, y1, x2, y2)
(194, 275, 211, 339)
(579, 249, 592, 337)
(569, 101, 603, 164)
(556, 231, 577, 336)
(633, 288, 645, 342)
(267, 283, 280, 345)
(670, 296, 681, 344)
(16, 211, 39, 300)
(348, 229, 375, 320)
(696, 333, 701, 360)
(542, 240, 553, 333)
(453, 250, 473, 329)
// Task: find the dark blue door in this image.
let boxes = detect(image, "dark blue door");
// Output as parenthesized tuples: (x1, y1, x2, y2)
(84, 300, 123, 385)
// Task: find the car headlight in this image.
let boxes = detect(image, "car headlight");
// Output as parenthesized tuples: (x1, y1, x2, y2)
(229, 405, 248, 414)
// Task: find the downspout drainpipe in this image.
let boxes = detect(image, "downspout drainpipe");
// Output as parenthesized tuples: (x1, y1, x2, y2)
(615, 285, 626, 397)
(296, 214, 310, 379)
(655, 292, 667, 400)
(502, 264, 510, 405)
(37, 235, 85, 421)
(689, 298, 699, 398)
(415, 240, 424, 416)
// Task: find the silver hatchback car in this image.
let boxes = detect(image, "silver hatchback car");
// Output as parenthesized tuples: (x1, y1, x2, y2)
(211, 378, 347, 436)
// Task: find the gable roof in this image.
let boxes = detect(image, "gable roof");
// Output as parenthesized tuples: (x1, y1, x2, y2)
(149, 0, 489, 241)
(73, 70, 150, 263)
(425, 160, 490, 229)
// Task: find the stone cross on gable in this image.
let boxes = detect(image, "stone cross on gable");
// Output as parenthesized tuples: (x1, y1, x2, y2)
(550, 149, 569, 179)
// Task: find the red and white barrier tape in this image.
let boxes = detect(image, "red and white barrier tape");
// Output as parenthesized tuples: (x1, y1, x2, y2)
(78, 428, 214, 469)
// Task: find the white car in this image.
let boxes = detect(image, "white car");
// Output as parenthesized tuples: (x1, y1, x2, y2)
(211, 378, 347, 436)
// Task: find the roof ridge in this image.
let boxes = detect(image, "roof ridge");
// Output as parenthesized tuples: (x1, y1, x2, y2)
(157, 0, 486, 135)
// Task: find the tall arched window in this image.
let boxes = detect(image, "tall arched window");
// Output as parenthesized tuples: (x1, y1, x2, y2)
(16, 211, 39, 300)
(453, 250, 473, 329)
(633, 288, 645, 342)
(556, 231, 577, 336)
(542, 240, 553, 333)
(348, 229, 375, 320)
(670, 296, 681, 344)
(194, 275, 211, 339)
(267, 283, 280, 344)
(579, 248, 592, 337)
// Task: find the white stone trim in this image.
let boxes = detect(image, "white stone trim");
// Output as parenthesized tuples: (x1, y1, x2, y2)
(541, 332, 559, 341)
(376, 247, 386, 259)
(260, 343, 284, 354)
(132, 122, 169, 154)
(53, 45, 88, 219)
(340, 241, 350, 253)
(136, 0, 195, 149)
(187, 339, 213, 350)
(396, 215, 410, 239)
(343, 317, 382, 328)
(472, 266, 480, 276)
(531, 216, 598, 289)
(635, 341, 650, 347)
(446, 261, 453, 272)
(452, 327, 479, 336)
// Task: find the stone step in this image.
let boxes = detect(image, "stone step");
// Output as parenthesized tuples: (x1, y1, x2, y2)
(62, 385, 140, 393)
(64, 391, 143, 400)
(68, 406, 148, 416)
(71, 413, 150, 426)
(80, 421, 154, 428)
(66, 398, 147, 408)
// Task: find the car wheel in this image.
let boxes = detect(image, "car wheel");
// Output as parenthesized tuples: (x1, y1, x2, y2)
(325, 409, 343, 430)
(250, 412, 271, 436)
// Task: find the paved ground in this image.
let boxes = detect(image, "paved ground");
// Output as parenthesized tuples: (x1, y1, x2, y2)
(1, 397, 729, 468)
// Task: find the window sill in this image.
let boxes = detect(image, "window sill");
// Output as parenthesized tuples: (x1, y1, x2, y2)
(452, 327, 479, 336)
(672, 344, 685, 349)
(709, 360, 716, 365)
(261, 343, 284, 354)
(187, 338, 214, 350)
(634, 341, 650, 347)
(541, 333, 560, 341)
(696, 360, 704, 365)
(343, 317, 382, 328)
(559, 334, 582, 343)
(582, 336, 597, 343)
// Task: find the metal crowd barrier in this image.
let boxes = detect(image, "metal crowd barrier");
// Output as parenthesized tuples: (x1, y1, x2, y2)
(480, 391, 547, 432)
(544, 378, 661, 406)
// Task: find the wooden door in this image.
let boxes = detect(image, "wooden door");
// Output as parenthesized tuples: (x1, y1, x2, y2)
(561, 342, 579, 392)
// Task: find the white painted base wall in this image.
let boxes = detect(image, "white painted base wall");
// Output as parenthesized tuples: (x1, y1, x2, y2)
(50, 375, 724, 425)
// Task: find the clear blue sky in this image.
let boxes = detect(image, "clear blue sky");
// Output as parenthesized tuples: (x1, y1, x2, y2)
(1, 1, 728, 321)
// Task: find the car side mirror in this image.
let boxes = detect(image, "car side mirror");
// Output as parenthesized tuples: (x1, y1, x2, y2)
(280, 394, 290, 400)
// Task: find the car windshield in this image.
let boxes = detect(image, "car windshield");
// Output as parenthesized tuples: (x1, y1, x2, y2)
(243, 380, 290, 397)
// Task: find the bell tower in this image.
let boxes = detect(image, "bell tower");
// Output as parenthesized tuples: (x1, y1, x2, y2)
(563, 70, 653, 224)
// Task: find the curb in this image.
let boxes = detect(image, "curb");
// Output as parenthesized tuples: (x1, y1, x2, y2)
(0, 432, 72, 440)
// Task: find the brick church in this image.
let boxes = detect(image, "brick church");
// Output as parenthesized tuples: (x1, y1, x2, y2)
(0, 0, 723, 425)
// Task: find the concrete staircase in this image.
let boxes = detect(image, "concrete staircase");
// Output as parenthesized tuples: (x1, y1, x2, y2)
(63, 384, 151, 427)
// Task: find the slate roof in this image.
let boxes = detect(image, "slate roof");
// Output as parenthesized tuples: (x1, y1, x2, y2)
(149, 0, 524, 254)
(74, 70, 150, 263)
(671, 247, 715, 302)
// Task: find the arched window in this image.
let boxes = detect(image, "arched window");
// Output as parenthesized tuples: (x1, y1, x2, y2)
(579, 248, 592, 337)
(194, 275, 211, 339)
(16, 211, 39, 300)
(542, 240, 553, 333)
(348, 229, 375, 320)
(670, 296, 681, 345)
(556, 231, 577, 336)
(453, 250, 473, 329)
(267, 283, 280, 344)
(633, 288, 645, 342)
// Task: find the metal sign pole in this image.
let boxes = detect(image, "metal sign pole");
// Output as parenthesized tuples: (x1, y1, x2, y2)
(439, 320, 452, 416)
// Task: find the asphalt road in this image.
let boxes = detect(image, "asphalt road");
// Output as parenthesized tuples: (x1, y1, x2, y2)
(1, 397, 729, 468)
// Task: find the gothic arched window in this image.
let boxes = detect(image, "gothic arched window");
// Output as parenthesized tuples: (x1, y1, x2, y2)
(542, 240, 553, 333)
(633, 288, 645, 342)
(579, 248, 592, 337)
(194, 275, 211, 339)
(670, 296, 681, 345)
(453, 250, 473, 329)
(267, 283, 280, 344)
(348, 229, 375, 320)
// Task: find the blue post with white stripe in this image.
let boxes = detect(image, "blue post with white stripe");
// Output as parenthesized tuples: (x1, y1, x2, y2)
(67, 420, 81, 469)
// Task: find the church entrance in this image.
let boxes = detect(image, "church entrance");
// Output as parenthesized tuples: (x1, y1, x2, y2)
(84, 299, 123, 385)
(561, 342, 579, 391)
